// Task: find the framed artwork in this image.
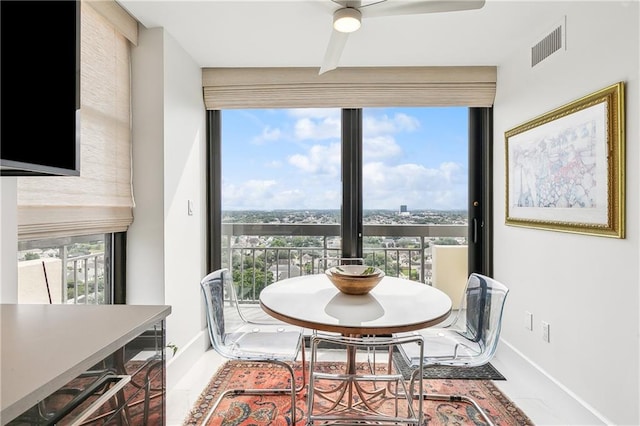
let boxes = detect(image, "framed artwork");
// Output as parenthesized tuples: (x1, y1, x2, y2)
(505, 82, 625, 238)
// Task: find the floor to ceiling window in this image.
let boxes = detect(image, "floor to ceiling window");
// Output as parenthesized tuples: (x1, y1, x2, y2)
(203, 67, 497, 294)
(209, 107, 488, 300)
(209, 105, 491, 298)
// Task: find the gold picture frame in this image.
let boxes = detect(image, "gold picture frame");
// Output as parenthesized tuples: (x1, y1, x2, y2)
(505, 82, 625, 238)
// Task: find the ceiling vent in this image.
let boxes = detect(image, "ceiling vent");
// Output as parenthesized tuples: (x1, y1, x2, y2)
(531, 18, 566, 67)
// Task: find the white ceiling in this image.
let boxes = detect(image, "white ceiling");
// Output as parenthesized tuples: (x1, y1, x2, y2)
(118, 0, 568, 70)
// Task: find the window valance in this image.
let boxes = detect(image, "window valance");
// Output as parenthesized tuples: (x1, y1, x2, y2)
(202, 66, 496, 109)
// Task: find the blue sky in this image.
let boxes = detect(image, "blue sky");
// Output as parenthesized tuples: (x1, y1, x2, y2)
(222, 107, 468, 211)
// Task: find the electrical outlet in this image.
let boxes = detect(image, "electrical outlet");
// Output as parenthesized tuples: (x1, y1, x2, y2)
(542, 321, 550, 342)
(524, 311, 533, 330)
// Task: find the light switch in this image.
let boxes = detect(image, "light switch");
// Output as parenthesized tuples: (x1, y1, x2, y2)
(524, 311, 533, 331)
(542, 321, 550, 342)
(188, 200, 194, 216)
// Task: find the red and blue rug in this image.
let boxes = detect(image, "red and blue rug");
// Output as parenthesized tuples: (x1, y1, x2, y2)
(184, 360, 533, 425)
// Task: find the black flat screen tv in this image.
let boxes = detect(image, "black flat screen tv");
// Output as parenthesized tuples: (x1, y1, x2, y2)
(1, 0, 80, 176)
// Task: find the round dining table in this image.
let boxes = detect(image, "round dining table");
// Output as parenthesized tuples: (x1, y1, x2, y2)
(260, 273, 452, 423)
(259, 273, 453, 336)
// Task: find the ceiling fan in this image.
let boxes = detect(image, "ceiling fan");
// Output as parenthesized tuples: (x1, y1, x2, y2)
(319, 0, 486, 74)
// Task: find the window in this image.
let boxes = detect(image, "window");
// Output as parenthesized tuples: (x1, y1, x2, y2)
(362, 107, 469, 282)
(220, 108, 342, 298)
(209, 106, 491, 297)
(204, 66, 495, 288)
(15, 2, 136, 304)
(18, 234, 112, 304)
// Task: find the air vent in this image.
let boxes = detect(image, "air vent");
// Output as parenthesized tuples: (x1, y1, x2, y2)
(531, 19, 565, 67)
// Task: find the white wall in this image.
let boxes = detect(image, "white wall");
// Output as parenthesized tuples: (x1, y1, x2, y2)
(0, 178, 18, 303)
(129, 26, 208, 389)
(494, 2, 639, 424)
(129, 28, 166, 306)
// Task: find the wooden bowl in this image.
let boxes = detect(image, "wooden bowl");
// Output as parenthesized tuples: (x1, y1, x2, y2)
(325, 266, 385, 295)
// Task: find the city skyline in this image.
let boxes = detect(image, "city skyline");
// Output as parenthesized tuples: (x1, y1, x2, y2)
(221, 107, 468, 211)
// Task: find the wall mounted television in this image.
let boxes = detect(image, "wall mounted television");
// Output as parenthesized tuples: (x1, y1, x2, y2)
(1, 0, 80, 176)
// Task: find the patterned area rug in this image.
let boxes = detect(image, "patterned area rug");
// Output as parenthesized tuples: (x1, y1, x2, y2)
(183, 360, 533, 426)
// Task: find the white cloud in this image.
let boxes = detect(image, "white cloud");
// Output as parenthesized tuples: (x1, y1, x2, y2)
(363, 161, 467, 210)
(252, 125, 282, 144)
(364, 112, 420, 136)
(223, 179, 341, 210)
(224, 158, 466, 210)
(287, 108, 340, 120)
(294, 116, 340, 140)
(394, 113, 421, 131)
(223, 179, 277, 209)
(270, 189, 307, 209)
(288, 142, 340, 176)
(364, 136, 402, 160)
(283, 108, 341, 141)
(284, 109, 419, 142)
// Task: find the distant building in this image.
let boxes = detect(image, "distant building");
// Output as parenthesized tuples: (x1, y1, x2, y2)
(400, 205, 408, 213)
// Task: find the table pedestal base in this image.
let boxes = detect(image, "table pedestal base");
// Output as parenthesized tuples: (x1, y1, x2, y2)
(307, 335, 422, 425)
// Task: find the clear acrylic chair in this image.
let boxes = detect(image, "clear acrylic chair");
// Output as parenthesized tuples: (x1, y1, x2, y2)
(395, 272, 509, 426)
(200, 268, 306, 424)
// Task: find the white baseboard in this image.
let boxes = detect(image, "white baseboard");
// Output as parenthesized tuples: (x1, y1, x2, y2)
(495, 339, 611, 425)
(166, 330, 209, 391)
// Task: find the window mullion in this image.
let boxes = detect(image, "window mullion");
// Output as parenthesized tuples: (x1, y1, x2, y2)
(341, 109, 363, 259)
(208, 110, 222, 273)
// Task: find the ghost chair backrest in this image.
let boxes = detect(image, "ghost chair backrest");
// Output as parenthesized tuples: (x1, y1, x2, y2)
(456, 273, 510, 361)
(200, 268, 247, 356)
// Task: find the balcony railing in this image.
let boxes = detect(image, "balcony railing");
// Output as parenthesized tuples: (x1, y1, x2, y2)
(64, 252, 106, 304)
(222, 223, 467, 303)
(18, 236, 108, 305)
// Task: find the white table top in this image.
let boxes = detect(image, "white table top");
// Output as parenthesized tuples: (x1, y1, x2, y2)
(259, 274, 452, 335)
(0, 304, 171, 425)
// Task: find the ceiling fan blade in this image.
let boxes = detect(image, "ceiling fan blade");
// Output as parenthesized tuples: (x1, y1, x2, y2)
(319, 29, 350, 75)
(363, 0, 485, 18)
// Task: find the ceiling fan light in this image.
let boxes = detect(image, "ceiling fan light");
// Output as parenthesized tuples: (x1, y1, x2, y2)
(333, 7, 361, 33)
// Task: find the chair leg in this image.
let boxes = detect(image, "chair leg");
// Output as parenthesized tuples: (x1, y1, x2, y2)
(408, 369, 493, 426)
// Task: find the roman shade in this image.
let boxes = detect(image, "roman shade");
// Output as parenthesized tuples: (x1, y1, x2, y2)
(202, 66, 496, 110)
(17, 1, 137, 241)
